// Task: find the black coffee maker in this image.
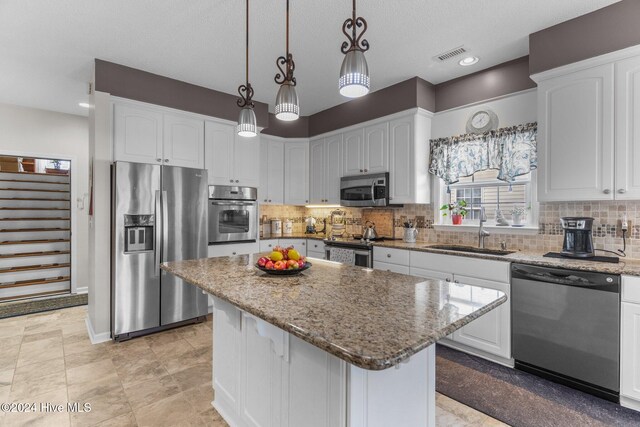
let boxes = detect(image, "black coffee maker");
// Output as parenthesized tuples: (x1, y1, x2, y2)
(561, 217, 595, 258)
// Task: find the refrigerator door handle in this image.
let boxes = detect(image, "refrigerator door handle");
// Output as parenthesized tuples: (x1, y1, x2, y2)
(154, 190, 162, 277)
(162, 190, 169, 263)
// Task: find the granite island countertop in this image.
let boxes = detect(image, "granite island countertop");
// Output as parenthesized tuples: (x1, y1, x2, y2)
(161, 255, 507, 370)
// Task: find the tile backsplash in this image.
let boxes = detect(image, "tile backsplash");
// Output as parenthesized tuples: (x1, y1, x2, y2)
(260, 201, 640, 259)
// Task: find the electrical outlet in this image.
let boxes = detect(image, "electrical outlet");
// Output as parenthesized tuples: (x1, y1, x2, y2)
(617, 218, 632, 238)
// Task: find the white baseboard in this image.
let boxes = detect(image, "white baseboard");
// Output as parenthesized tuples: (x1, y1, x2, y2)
(621, 396, 640, 412)
(74, 286, 88, 294)
(85, 315, 111, 344)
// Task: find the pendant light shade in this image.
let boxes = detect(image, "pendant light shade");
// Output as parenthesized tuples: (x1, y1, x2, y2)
(274, 0, 299, 121)
(339, 0, 371, 98)
(275, 82, 299, 121)
(339, 49, 370, 98)
(237, 106, 257, 137)
(236, 0, 257, 137)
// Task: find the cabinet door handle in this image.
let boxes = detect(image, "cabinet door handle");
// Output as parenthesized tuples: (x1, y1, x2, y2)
(230, 179, 234, 183)
(156, 158, 162, 162)
(603, 189, 611, 194)
(232, 252, 237, 255)
(235, 180, 239, 183)
(164, 159, 169, 163)
(268, 199, 272, 202)
(359, 169, 363, 173)
(387, 254, 391, 258)
(364, 169, 368, 172)
(264, 199, 268, 202)
(305, 200, 309, 203)
(445, 278, 451, 282)
(618, 189, 627, 194)
(454, 280, 459, 284)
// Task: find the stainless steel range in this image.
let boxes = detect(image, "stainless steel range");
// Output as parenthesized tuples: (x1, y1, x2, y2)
(324, 237, 394, 268)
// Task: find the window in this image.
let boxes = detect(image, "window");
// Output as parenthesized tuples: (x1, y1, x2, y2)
(439, 169, 534, 226)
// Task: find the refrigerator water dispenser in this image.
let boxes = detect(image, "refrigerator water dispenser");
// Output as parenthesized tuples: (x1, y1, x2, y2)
(124, 214, 154, 253)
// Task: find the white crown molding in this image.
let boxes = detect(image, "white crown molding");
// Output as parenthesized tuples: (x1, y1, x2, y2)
(530, 44, 640, 83)
(433, 88, 537, 116)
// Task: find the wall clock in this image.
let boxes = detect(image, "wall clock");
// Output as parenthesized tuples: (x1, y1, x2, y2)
(466, 109, 499, 134)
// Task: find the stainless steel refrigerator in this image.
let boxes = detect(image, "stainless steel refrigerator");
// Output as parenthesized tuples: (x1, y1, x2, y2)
(111, 161, 208, 341)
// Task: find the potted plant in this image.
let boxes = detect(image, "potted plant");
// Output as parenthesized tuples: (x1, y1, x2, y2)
(511, 206, 527, 226)
(440, 200, 468, 225)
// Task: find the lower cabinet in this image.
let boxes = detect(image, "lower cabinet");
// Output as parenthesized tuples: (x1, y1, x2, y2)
(208, 242, 259, 258)
(621, 275, 640, 411)
(307, 240, 326, 259)
(372, 261, 409, 275)
(211, 297, 345, 427)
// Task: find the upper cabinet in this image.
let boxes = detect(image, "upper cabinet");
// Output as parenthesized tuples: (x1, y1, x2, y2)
(615, 55, 640, 200)
(259, 138, 285, 205)
(535, 50, 640, 202)
(343, 124, 388, 177)
(388, 113, 431, 204)
(205, 120, 260, 188)
(284, 141, 309, 205)
(163, 113, 204, 169)
(309, 135, 343, 205)
(113, 101, 204, 169)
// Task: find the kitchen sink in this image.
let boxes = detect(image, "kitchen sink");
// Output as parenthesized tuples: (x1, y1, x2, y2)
(425, 244, 515, 256)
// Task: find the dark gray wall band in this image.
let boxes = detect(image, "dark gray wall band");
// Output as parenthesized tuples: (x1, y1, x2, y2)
(529, 0, 640, 75)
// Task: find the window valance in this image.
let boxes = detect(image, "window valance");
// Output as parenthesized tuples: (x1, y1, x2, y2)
(428, 123, 537, 191)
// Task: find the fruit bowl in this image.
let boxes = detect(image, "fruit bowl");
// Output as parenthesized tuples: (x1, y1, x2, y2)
(255, 262, 312, 276)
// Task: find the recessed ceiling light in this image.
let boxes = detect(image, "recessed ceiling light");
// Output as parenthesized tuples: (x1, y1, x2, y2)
(78, 102, 90, 108)
(459, 56, 479, 66)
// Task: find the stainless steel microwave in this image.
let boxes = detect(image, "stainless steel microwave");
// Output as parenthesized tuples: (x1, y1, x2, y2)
(208, 185, 258, 244)
(340, 172, 389, 207)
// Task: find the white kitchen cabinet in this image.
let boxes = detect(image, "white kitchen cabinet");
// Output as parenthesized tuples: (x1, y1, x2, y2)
(389, 114, 431, 204)
(163, 113, 204, 169)
(621, 302, 640, 408)
(450, 275, 511, 360)
(343, 125, 388, 177)
(307, 240, 325, 259)
(309, 139, 325, 204)
(373, 247, 410, 267)
(279, 239, 307, 256)
(208, 242, 259, 258)
(343, 128, 364, 176)
(309, 135, 344, 205)
(259, 139, 285, 205)
(113, 103, 163, 164)
(205, 120, 260, 187)
(409, 267, 451, 282)
(373, 261, 410, 275)
(615, 55, 640, 200)
(364, 123, 389, 174)
(284, 142, 309, 205)
(259, 239, 278, 253)
(212, 298, 241, 414)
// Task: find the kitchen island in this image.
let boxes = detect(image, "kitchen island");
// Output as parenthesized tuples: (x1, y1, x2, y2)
(161, 255, 507, 427)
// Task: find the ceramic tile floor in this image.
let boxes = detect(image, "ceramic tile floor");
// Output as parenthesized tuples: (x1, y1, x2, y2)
(0, 306, 507, 426)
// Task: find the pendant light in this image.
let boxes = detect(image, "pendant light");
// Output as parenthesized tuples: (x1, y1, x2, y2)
(237, 0, 257, 137)
(274, 0, 299, 121)
(339, 0, 370, 98)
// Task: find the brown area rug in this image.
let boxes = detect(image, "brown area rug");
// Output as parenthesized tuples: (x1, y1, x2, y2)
(436, 345, 640, 427)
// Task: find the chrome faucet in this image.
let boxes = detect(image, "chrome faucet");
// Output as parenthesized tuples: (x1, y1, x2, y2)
(478, 207, 490, 249)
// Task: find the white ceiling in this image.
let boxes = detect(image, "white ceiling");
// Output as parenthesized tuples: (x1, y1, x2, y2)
(0, 0, 620, 117)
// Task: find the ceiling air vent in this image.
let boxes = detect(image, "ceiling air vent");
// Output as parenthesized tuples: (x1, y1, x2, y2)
(434, 46, 466, 62)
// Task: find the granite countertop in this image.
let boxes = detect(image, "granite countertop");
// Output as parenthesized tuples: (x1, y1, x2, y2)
(161, 255, 506, 370)
(372, 240, 640, 276)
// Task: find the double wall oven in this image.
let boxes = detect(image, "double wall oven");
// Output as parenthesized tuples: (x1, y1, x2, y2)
(208, 185, 258, 244)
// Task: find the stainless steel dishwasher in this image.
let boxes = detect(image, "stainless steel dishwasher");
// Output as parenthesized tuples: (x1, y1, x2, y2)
(511, 264, 620, 402)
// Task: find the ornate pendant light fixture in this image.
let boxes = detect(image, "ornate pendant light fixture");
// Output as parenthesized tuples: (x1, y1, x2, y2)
(274, 0, 299, 121)
(237, 0, 257, 137)
(339, 0, 370, 98)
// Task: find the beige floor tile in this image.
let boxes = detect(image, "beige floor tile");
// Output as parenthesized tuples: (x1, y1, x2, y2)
(13, 356, 65, 383)
(177, 323, 212, 349)
(9, 368, 67, 401)
(0, 368, 14, 387)
(0, 335, 23, 348)
(0, 322, 24, 339)
(171, 363, 212, 392)
(64, 330, 92, 345)
(67, 374, 122, 402)
(63, 335, 100, 356)
(150, 338, 194, 360)
(0, 384, 10, 402)
(2, 386, 70, 427)
(114, 355, 169, 388)
(144, 329, 183, 348)
(65, 345, 113, 370)
(93, 411, 138, 427)
(183, 382, 214, 417)
(109, 338, 151, 357)
(23, 328, 63, 343)
(69, 387, 132, 427)
(16, 336, 64, 367)
(123, 374, 181, 410)
(0, 344, 21, 369)
(153, 340, 210, 374)
(134, 393, 202, 427)
(67, 358, 117, 386)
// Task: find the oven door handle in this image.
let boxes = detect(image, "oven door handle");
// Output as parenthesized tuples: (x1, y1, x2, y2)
(209, 200, 256, 207)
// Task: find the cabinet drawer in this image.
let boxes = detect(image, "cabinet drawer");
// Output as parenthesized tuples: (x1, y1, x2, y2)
(259, 239, 278, 253)
(307, 240, 325, 253)
(374, 261, 410, 275)
(307, 250, 325, 260)
(622, 276, 640, 304)
(209, 242, 259, 257)
(373, 247, 410, 266)
(410, 251, 509, 283)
